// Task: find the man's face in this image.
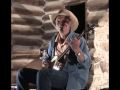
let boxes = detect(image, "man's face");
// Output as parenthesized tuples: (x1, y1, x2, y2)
(55, 15, 71, 39)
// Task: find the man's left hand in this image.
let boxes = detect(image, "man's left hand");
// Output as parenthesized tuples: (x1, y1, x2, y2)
(67, 37, 85, 61)
(68, 37, 80, 53)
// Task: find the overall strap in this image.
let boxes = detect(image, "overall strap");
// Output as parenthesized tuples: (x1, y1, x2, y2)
(50, 33, 58, 57)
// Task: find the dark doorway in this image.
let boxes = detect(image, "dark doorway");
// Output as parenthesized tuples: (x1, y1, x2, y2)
(66, 3, 86, 34)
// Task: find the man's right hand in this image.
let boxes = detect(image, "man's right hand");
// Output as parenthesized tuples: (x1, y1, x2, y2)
(42, 60, 49, 69)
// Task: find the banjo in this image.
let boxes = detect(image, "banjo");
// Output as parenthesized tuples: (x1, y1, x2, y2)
(49, 31, 85, 71)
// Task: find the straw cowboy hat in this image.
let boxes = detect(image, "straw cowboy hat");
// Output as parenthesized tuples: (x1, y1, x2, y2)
(49, 9, 79, 31)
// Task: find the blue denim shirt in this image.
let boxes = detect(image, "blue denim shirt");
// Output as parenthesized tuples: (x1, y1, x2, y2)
(42, 32, 91, 89)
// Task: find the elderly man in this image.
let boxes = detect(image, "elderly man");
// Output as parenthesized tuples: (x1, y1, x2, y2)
(16, 9, 91, 90)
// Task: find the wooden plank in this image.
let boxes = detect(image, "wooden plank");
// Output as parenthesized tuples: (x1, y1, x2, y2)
(64, 0, 86, 6)
(12, 2, 45, 16)
(12, 34, 44, 46)
(42, 14, 50, 22)
(11, 14, 42, 25)
(44, 1, 64, 12)
(12, 24, 44, 35)
(87, 10, 107, 24)
(45, 9, 60, 15)
(12, 0, 45, 6)
(13, 2, 44, 12)
(12, 45, 41, 59)
(87, 0, 108, 11)
(46, 0, 60, 1)
(25, 59, 43, 70)
(11, 59, 34, 70)
(12, 54, 40, 59)
(12, 45, 41, 54)
(41, 21, 55, 30)
(11, 70, 17, 84)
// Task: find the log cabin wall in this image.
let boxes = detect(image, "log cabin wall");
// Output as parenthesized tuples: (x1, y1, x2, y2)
(11, 0, 109, 89)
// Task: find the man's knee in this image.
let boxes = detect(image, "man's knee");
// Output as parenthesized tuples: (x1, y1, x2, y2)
(37, 69, 49, 79)
(17, 68, 28, 78)
(37, 69, 45, 77)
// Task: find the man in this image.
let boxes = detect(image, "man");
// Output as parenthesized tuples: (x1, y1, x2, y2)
(16, 9, 91, 90)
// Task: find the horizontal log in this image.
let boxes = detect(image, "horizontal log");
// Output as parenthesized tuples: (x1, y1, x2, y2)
(12, 2, 45, 16)
(13, 2, 44, 12)
(46, 0, 60, 1)
(12, 50, 40, 56)
(42, 14, 50, 22)
(12, 34, 44, 46)
(87, 10, 107, 24)
(12, 24, 44, 35)
(11, 59, 34, 70)
(44, 29, 57, 34)
(45, 9, 60, 15)
(12, 24, 41, 30)
(12, 45, 41, 53)
(11, 71, 17, 84)
(12, 8, 44, 16)
(12, 53, 41, 59)
(41, 21, 57, 34)
(11, 14, 42, 25)
(12, 45, 41, 59)
(25, 60, 43, 70)
(87, 0, 108, 11)
(12, 45, 41, 54)
(12, 14, 42, 21)
(64, 0, 86, 6)
(12, 0, 45, 6)
(44, 1, 64, 12)
(41, 21, 55, 30)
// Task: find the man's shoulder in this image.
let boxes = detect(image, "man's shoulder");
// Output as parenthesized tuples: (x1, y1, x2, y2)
(50, 33, 57, 41)
(48, 33, 58, 46)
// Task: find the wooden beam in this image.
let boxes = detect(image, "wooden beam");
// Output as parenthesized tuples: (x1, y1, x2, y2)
(64, 0, 86, 6)
(42, 14, 50, 22)
(25, 60, 43, 70)
(11, 59, 34, 70)
(12, 24, 44, 35)
(41, 21, 55, 30)
(12, 45, 41, 59)
(12, 2, 45, 16)
(12, 0, 45, 6)
(11, 71, 17, 84)
(87, 0, 108, 11)
(44, 1, 64, 12)
(11, 14, 42, 25)
(87, 10, 107, 24)
(12, 34, 44, 46)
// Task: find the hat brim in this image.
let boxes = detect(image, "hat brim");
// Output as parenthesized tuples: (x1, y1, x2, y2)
(49, 9, 79, 32)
